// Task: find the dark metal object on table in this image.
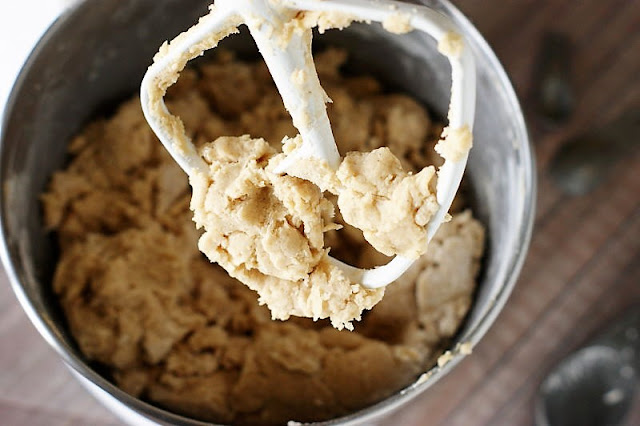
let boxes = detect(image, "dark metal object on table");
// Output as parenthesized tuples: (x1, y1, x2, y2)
(536, 308, 640, 426)
(549, 109, 640, 196)
(532, 32, 575, 123)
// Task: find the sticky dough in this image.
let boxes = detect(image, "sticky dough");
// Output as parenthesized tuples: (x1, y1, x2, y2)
(43, 49, 484, 424)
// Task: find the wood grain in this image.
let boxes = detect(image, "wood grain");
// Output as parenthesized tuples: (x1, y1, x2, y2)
(1, 1, 639, 425)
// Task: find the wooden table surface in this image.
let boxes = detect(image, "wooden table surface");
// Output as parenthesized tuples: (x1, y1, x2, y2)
(1, 1, 639, 425)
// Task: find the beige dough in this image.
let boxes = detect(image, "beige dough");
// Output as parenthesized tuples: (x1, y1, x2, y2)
(190, 131, 440, 328)
(282, 143, 440, 259)
(42, 50, 485, 425)
(334, 148, 439, 258)
(382, 12, 413, 34)
(190, 135, 384, 330)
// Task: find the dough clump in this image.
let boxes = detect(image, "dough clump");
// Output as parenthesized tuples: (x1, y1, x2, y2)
(191, 135, 384, 330)
(190, 130, 439, 328)
(335, 148, 438, 258)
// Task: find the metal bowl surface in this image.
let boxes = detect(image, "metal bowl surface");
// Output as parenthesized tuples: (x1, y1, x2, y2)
(0, 1, 535, 424)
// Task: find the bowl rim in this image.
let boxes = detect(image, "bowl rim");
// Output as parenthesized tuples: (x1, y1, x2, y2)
(0, 0, 536, 425)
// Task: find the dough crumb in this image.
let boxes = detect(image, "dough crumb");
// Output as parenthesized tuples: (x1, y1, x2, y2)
(459, 341, 473, 355)
(438, 31, 465, 58)
(279, 11, 358, 47)
(436, 341, 473, 367)
(437, 350, 454, 367)
(291, 68, 307, 88)
(383, 12, 413, 34)
(304, 11, 358, 34)
(435, 125, 473, 162)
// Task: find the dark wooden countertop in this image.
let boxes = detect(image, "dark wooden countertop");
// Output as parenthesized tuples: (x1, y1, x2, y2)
(1, 1, 638, 425)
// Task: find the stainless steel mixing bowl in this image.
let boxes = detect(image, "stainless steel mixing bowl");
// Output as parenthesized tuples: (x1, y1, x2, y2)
(0, 0, 535, 424)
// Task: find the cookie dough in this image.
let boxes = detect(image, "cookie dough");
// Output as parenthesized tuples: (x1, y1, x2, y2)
(190, 135, 384, 330)
(190, 132, 440, 329)
(334, 148, 439, 258)
(42, 50, 485, 425)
